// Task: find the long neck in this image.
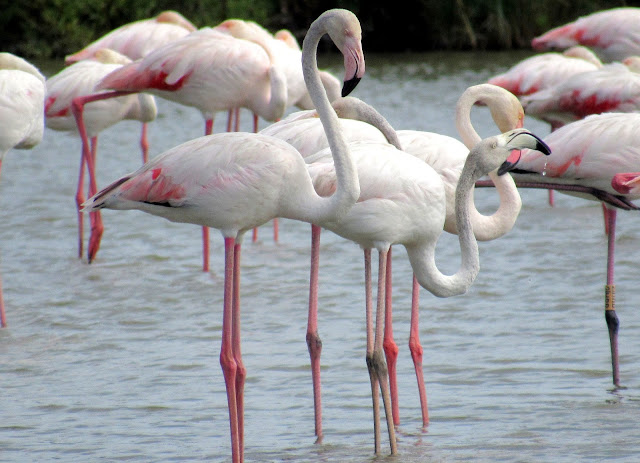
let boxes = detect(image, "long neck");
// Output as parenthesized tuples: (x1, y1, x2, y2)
(298, 20, 359, 224)
(407, 160, 480, 298)
(456, 86, 521, 241)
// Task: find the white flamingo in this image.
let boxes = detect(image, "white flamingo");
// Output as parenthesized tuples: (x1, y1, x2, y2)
(0, 53, 46, 327)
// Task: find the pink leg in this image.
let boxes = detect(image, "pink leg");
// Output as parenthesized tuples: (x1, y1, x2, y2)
(307, 224, 323, 442)
(75, 146, 87, 259)
(603, 206, 620, 387)
(220, 237, 241, 463)
(201, 118, 214, 272)
(409, 275, 429, 427)
(232, 242, 246, 461)
(373, 251, 397, 454)
(86, 137, 104, 263)
(383, 247, 400, 427)
(72, 91, 133, 263)
(548, 190, 555, 207)
(140, 122, 149, 164)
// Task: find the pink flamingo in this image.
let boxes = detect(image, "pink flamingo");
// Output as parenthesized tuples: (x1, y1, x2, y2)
(85, 24, 290, 271)
(488, 46, 601, 97)
(305, 127, 549, 454)
(502, 112, 640, 388)
(520, 60, 640, 130)
(81, 9, 364, 463)
(0, 53, 45, 327)
(65, 10, 196, 64)
(45, 49, 157, 260)
(532, 7, 640, 62)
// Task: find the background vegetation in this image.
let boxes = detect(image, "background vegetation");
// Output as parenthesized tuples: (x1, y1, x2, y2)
(1, 0, 637, 59)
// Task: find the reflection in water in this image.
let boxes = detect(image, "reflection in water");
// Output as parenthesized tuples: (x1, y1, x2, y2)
(1, 52, 639, 462)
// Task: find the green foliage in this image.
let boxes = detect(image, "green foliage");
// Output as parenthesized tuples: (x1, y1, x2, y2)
(0, 0, 635, 59)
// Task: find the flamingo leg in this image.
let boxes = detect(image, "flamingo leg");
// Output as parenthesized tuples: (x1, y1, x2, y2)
(363, 249, 381, 454)
(374, 250, 398, 454)
(307, 224, 323, 442)
(72, 91, 134, 263)
(220, 237, 241, 463)
(548, 190, 555, 207)
(603, 206, 620, 387)
(75, 145, 87, 259)
(232, 242, 246, 461)
(86, 136, 104, 263)
(409, 274, 429, 428)
(201, 117, 215, 273)
(383, 247, 400, 427)
(140, 122, 149, 164)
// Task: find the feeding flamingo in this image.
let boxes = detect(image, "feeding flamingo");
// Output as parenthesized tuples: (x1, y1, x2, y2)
(81, 9, 364, 463)
(532, 7, 640, 62)
(499, 112, 640, 388)
(0, 53, 46, 327)
(45, 49, 157, 260)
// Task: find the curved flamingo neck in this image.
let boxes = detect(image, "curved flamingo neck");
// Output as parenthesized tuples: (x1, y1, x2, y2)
(407, 159, 480, 298)
(299, 13, 359, 224)
(456, 85, 522, 241)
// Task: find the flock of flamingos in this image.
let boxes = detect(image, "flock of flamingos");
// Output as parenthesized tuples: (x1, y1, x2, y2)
(2, 6, 640, 462)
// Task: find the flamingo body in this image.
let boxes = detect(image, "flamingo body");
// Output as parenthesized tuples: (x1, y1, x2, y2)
(520, 62, 640, 128)
(65, 11, 196, 64)
(532, 7, 640, 61)
(98, 28, 287, 122)
(488, 47, 601, 96)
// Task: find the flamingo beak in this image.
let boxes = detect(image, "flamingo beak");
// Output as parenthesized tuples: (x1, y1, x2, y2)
(497, 130, 551, 175)
(341, 36, 365, 97)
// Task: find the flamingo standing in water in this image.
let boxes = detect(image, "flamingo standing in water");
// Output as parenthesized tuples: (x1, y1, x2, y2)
(502, 112, 640, 388)
(0, 53, 46, 327)
(532, 7, 640, 62)
(304, 126, 549, 454)
(265, 84, 527, 435)
(45, 49, 157, 260)
(81, 9, 364, 463)
(65, 10, 196, 64)
(83, 23, 290, 271)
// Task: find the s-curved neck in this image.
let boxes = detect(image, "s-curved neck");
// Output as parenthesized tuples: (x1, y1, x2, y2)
(300, 14, 360, 224)
(455, 85, 522, 241)
(407, 160, 480, 298)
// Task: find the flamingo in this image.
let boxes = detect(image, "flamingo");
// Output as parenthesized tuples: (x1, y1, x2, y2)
(304, 127, 550, 454)
(81, 9, 364, 463)
(264, 84, 527, 433)
(520, 60, 640, 130)
(532, 7, 640, 62)
(45, 49, 157, 260)
(488, 46, 602, 97)
(213, 18, 342, 242)
(64, 10, 196, 64)
(497, 112, 640, 388)
(85, 23, 290, 271)
(0, 53, 46, 327)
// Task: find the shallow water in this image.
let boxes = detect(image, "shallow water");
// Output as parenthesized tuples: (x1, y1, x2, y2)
(1, 51, 639, 462)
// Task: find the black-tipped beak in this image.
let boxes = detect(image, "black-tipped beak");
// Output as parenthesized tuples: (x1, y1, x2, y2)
(342, 77, 361, 97)
(498, 151, 522, 176)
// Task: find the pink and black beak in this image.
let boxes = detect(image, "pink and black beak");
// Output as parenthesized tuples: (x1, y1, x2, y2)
(341, 36, 365, 97)
(498, 129, 551, 175)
